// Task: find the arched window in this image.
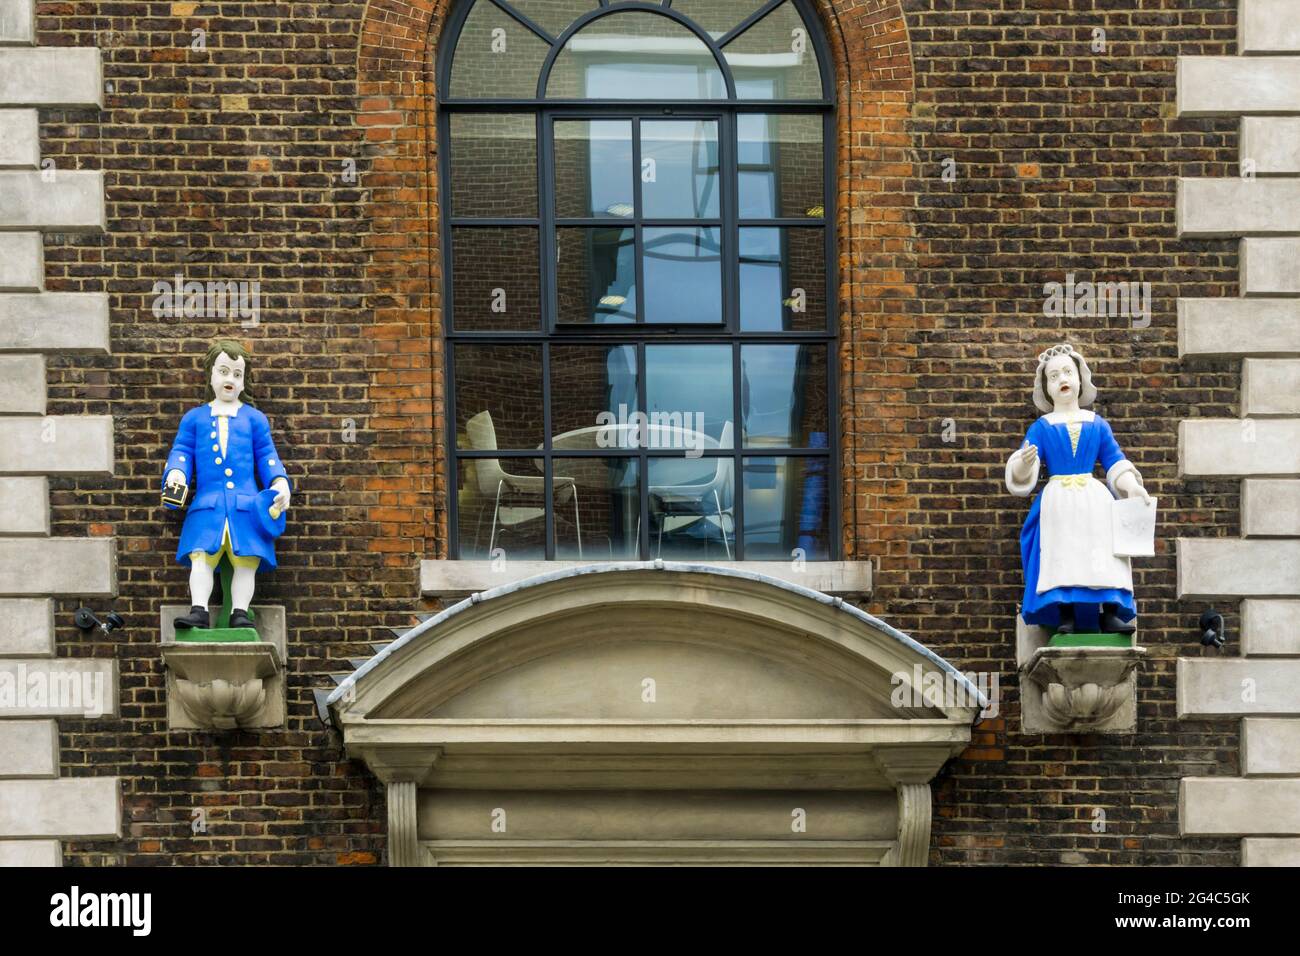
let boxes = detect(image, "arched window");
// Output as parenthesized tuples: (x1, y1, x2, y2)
(440, 0, 837, 562)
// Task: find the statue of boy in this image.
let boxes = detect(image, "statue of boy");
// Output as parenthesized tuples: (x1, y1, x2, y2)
(1005, 344, 1150, 635)
(161, 340, 292, 630)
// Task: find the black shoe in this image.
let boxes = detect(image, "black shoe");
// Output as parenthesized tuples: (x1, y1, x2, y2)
(174, 606, 210, 630)
(1054, 605, 1075, 635)
(1101, 607, 1136, 634)
(228, 608, 255, 630)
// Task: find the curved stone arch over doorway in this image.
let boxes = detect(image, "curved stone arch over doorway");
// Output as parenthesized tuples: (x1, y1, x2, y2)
(329, 565, 981, 865)
(353, 0, 921, 565)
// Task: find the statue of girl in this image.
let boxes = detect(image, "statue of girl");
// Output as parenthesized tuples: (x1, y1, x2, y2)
(1005, 344, 1151, 635)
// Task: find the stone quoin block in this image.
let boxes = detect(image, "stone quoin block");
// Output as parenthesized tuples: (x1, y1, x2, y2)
(1180, 778, 1300, 835)
(1178, 299, 1300, 357)
(0, 415, 114, 475)
(0, 354, 43, 413)
(1242, 479, 1300, 536)
(1179, 418, 1300, 477)
(0, 840, 60, 866)
(0, 47, 102, 107)
(0, 232, 41, 291)
(0, 719, 57, 777)
(1242, 838, 1300, 866)
(0, 476, 48, 535)
(1177, 178, 1300, 237)
(1241, 599, 1300, 655)
(0, 109, 37, 167)
(1242, 718, 1300, 775)
(0, 170, 105, 232)
(0, 292, 108, 352)
(1242, 117, 1300, 175)
(0, 658, 118, 717)
(1242, 239, 1300, 295)
(0, 0, 34, 45)
(0, 777, 120, 839)
(1177, 657, 1300, 716)
(1242, 359, 1300, 416)
(0, 598, 51, 656)
(0, 538, 116, 598)
(1177, 56, 1300, 115)
(1240, 0, 1300, 54)
(1177, 539, 1300, 599)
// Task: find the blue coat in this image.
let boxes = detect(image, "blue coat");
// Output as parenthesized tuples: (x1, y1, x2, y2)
(163, 403, 291, 571)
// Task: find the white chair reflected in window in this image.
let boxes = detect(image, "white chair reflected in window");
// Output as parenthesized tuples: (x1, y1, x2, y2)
(465, 411, 582, 558)
(649, 421, 734, 559)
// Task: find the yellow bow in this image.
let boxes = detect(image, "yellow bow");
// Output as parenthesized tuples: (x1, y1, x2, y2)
(1050, 474, 1091, 489)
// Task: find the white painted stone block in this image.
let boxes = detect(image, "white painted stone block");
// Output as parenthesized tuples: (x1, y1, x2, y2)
(0, 292, 108, 352)
(0, 719, 56, 777)
(1178, 539, 1300, 598)
(0, 538, 116, 598)
(1240, 0, 1300, 54)
(0, 231, 40, 291)
(1177, 178, 1300, 237)
(1242, 239, 1300, 295)
(0, 109, 36, 167)
(0, 416, 113, 475)
(0, 353, 43, 413)
(1242, 117, 1300, 175)
(0, 598, 51, 655)
(1181, 777, 1300, 835)
(0, 658, 117, 717)
(1243, 718, 1300, 775)
(0, 476, 47, 535)
(0, 48, 102, 107)
(0, 839, 60, 865)
(1243, 837, 1300, 865)
(1179, 298, 1300, 357)
(1242, 479, 1300, 536)
(0, 777, 120, 839)
(0, 170, 105, 232)
(1241, 598, 1300, 655)
(1177, 657, 1300, 716)
(1242, 360, 1300, 416)
(1180, 418, 1300, 477)
(0, 1, 34, 46)
(1177, 56, 1300, 116)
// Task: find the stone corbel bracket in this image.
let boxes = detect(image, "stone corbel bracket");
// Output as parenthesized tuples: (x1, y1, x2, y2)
(1016, 616, 1146, 734)
(159, 606, 287, 731)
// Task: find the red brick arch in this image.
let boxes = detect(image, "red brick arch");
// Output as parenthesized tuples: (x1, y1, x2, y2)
(353, 0, 919, 567)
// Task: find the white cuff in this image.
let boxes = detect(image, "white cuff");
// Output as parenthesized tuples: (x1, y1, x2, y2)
(1106, 459, 1141, 498)
(1005, 455, 1040, 497)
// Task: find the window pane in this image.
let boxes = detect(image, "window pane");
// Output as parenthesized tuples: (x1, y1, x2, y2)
(452, 227, 540, 331)
(547, 11, 727, 99)
(456, 456, 548, 559)
(504, 0, 598, 38)
(454, 344, 544, 450)
(450, 114, 537, 217)
(641, 120, 720, 219)
(550, 345, 639, 439)
(450, 1, 551, 99)
(648, 456, 735, 559)
(553, 457, 641, 559)
(743, 456, 830, 560)
(646, 344, 734, 447)
(723, 2, 823, 100)
(556, 227, 637, 324)
(740, 345, 828, 448)
(643, 226, 722, 324)
(738, 227, 825, 331)
(737, 113, 823, 219)
(671, 0, 770, 40)
(555, 120, 635, 219)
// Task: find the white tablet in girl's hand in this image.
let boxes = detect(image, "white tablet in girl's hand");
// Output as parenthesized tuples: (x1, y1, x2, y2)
(1112, 496, 1157, 557)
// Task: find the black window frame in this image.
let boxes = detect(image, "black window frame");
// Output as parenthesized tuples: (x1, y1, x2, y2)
(438, 0, 840, 561)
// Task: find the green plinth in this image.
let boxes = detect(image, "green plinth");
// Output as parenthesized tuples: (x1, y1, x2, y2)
(173, 555, 259, 643)
(1048, 633, 1133, 648)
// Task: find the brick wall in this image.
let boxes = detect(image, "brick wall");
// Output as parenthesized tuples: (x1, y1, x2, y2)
(38, 0, 1242, 865)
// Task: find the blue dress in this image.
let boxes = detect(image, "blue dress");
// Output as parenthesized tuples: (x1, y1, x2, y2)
(162, 403, 291, 571)
(1016, 413, 1137, 628)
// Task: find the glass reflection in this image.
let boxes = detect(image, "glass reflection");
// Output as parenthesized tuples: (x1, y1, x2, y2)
(505, 0, 599, 39)
(547, 11, 727, 99)
(556, 227, 636, 324)
(452, 227, 540, 331)
(645, 344, 733, 448)
(648, 456, 735, 559)
(454, 344, 544, 450)
(553, 457, 641, 559)
(456, 454, 548, 559)
(670, 0, 770, 40)
(740, 345, 828, 447)
(742, 455, 829, 560)
(723, 2, 823, 99)
(549, 345, 639, 438)
(737, 113, 823, 219)
(640, 120, 720, 219)
(450, 2, 551, 99)
(643, 227, 722, 324)
(449, 114, 538, 217)
(738, 227, 825, 331)
(555, 120, 634, 219)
